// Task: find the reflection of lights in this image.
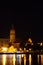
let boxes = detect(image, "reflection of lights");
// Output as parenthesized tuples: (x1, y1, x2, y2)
(16, 51, 21, 63)
(10, 54, 13, 58)
(8, 46, 17, 52)
(41, 55, 43, 64)
(17, 54, 21, 64)
(13, 54, 16, 65)
(29, 54, 31, 65)
(7, 54, 13, 58)
(37, 55, 39, 64)
(2, 54, 6, 65)
(24, 54, 26, 65)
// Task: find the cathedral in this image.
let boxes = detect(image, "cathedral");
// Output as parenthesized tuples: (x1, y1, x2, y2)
(0, 25, 20, 50)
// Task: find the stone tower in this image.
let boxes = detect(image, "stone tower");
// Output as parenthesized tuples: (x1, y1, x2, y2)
(10, 25, 15, 43)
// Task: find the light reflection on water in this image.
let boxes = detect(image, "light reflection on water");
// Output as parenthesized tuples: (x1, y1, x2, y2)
(29, 54, 31, 65)
(24, 54, 26, 65)
(38, 55, 43, 65)
(41, 55, 43, 65)
(2, 54, 6, 65)
(0, 54, 43, 65)
(13, 54, 16, 65)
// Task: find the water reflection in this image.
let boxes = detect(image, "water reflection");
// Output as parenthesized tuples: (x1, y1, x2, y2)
(0, 54, 43, 65)
(41, 55, 43, 65)
(16, 54, 21, 65)
(24, 54, 26, 65)
(29, 54, 31, 65)
(37, 55, 43, 65)
(13, 54, 16, 65)
(2, 54, 6, 65)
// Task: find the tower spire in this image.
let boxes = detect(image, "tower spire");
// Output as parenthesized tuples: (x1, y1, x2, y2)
(11, 24, 14, 30)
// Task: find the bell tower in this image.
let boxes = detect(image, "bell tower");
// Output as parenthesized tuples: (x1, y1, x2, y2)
(10, 25, 15, 43)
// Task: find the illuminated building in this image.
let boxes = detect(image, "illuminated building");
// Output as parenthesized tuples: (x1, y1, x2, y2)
(0, 25, 20, 51)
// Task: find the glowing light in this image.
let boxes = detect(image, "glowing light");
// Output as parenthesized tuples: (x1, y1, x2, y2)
(41, 55, 43, 64)
(8, 45, 15, 52)
(24, 54, 26, 65)
(14, 48, 17, 52)
(27, 50, 28, 52)
(19, 48, 22, 51)
(29, 54, 31, 65)
(40, 43, 42, 46)
(13, 54, 16, 65)
(28, 38, 32, 43)
(29, 48, 31, 51)
(2, 54, 6, 65)
(37, 55, 39, 64)
(22, 54, 24, 57)
(2, 47, 8, 52)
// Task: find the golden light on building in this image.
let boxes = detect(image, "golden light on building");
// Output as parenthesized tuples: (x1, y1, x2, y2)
(0, 25, 21, 52)
(24, 48, 26, 52)
(8, 45, 15, 52)
(10, 25, 15, 43)
(40, 42, 43, 46)
(28, 38, 32, 43)
(2, 47, 8, 52)
(27, 50, 29, 52)
(24, 48, 26, 50)
(29, 48, 31, 51)
(19, 48, 22, 52)
(14, 48, 17, 52)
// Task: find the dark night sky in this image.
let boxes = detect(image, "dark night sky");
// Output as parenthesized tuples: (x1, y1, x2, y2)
(0, 7, 43, 43)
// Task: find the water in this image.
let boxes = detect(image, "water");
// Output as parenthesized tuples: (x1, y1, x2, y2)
(0, 54, 43, 65)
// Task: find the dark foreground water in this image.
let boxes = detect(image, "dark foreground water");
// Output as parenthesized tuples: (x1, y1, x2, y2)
(0, 53, 43, 65)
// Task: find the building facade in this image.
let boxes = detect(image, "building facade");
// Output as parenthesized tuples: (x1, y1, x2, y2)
(0, 25, 20, 50)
